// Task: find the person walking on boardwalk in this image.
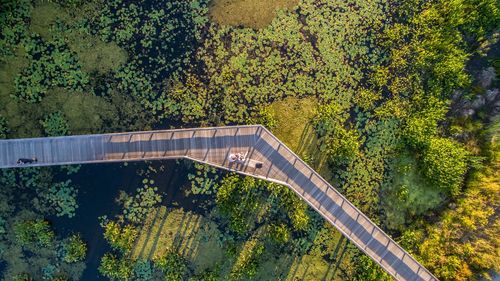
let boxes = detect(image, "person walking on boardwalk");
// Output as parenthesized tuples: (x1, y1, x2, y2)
(17, 157, 37, 165)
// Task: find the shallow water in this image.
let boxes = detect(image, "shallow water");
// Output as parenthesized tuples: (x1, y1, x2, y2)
(49, 160, 195, 280)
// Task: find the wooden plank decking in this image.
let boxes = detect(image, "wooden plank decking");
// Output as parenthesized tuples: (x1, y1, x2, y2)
(0, 125, 437, 281)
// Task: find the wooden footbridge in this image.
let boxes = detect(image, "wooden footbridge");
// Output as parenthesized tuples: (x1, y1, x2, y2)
(0, 125, 437, 281)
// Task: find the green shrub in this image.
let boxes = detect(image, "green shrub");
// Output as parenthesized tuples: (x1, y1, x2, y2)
(62, 234, 87, 263)
(314, 103, 360, 165)
(40, 112, 69, 137)
(0, 116, 8, 139)
(99, 253, 134, 281)
(267, 183, 309, 231)
(12, 273, 32, 281)
(14, 219, 54, 248)
(403, 97, 448, 148)
(133, 260, 154, 281)
(154, 250, 189, 281)
(269, 223, 291, 244)
(103, 221, 138, 253)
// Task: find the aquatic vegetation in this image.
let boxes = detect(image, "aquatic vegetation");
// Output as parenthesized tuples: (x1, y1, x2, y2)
(0, 0, 31, 58)
(0, 0, 498, 279)
(121, 179, 162, 224)
(96, 0, 209, 119)
(59, 164, 81, 175)
(14, 35, 89, 103)
(187, 163, 220, 195)
(45, 180, 78, 218)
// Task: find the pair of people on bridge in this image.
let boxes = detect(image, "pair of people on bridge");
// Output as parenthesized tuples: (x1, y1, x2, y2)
(228, 152, 247, 163)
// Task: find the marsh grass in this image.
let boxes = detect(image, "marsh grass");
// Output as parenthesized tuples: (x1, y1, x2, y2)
(131, 207, 225, 274)
(31, 2, 127, 74)
(267, 97, 333, 180)
(209, 0, 299, 29)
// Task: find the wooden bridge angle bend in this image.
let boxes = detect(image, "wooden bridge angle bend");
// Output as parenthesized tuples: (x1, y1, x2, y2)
(0, 125, 438, 281)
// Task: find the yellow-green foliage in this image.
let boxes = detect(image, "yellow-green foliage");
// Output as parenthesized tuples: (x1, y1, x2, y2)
(266, 182, 309, 231)
(421, 137, 469, 195)
(230, 237, 264, 281)
(418, 164, 499, 281)
(216, 176, 262, 234)
(13, 219, 54, 248)
(216, 175, 310, 233)
(103, 221, 138, 253)
(268, 223, 291, 244)
(63, 234, 87, 263)
(99, 253, 134, 281)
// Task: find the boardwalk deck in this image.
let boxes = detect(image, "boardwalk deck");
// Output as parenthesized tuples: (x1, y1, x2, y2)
(0, 125, 437, 281)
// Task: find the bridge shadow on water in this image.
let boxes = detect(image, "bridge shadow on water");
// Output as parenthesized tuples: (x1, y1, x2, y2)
(48, 155, 350, 280)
